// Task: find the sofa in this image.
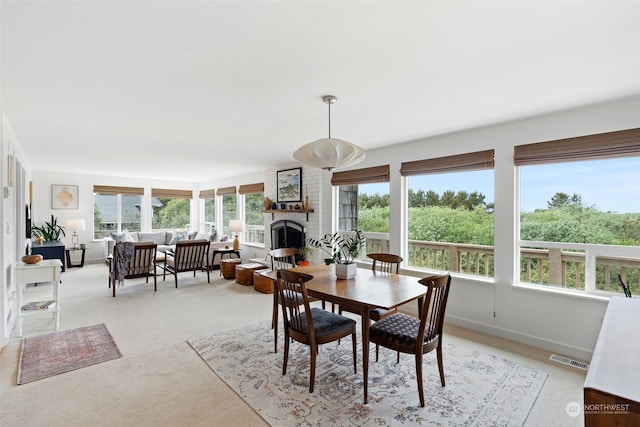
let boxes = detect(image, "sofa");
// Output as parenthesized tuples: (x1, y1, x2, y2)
(104, 230, 235, 269)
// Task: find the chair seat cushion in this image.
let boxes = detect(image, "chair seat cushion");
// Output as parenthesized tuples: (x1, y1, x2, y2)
(370, 307, 397, 321)
(370, 313, 428, 346)
(294, 307, 355, 338)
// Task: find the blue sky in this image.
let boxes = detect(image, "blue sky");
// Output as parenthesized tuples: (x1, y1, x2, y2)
(360, 157, 639, 214)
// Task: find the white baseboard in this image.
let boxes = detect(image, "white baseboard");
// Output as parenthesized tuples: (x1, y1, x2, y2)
(445, 315, 594, 363)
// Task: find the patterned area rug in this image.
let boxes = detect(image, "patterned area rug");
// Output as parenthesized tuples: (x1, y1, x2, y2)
(18, 323, 122, 384)
(188, 321, 547, 426)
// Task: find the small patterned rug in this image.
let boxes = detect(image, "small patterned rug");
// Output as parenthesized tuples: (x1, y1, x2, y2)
(18, 323, 122, 384)
(188, 320, 547, 426)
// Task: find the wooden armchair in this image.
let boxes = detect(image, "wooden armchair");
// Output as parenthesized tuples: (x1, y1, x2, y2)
(108, 242, 158, 297)
(161, 239, 210, 287)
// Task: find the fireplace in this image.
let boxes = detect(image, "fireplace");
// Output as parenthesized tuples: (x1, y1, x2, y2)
(270, 220, 305, 251)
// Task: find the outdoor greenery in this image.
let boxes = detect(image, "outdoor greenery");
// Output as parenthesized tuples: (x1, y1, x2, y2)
(152, 198, 190, 230)
(357, 189, 639, 294)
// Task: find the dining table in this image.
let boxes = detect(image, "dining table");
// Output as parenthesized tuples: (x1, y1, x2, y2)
(283, 263, 428, 404)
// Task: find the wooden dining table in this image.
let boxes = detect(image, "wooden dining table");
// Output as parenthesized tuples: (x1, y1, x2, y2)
(283, 263, 428, 404)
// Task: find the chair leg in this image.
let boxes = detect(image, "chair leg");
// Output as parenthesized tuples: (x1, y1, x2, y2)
(437, 340, 445, 386)
(174, 271, 178, 288)
(282, 331, 290, 375)
(153, 272, 157, 292)
(376, 344, 379, 362)
(416, 352, 425, 407)
(397, 351, 400, 363)
(309, 344, 317, 393)
(351, 332, 357, 373)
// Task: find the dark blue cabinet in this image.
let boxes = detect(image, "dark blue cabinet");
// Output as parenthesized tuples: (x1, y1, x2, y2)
(31, 240, 66, 272)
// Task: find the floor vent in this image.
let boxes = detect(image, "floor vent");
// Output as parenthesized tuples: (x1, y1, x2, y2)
(549, 354, 589, 371)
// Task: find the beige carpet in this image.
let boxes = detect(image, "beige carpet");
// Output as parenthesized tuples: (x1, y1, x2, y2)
(190, 320, 548, 426)
(1, 263, 586, 426)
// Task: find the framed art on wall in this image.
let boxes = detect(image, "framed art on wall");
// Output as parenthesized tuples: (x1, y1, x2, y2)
(277, 167, 302, 203)
(52, 184, 79, 209)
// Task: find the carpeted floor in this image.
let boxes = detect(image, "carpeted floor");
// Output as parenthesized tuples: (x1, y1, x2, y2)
(18, 323, 121, 384)
(189, 320, 548, 426)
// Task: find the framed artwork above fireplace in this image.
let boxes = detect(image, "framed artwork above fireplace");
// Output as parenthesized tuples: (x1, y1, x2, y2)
(276, 167, 302, 203)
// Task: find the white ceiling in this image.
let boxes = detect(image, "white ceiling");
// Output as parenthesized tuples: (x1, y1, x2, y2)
(3, 1, 639, 183)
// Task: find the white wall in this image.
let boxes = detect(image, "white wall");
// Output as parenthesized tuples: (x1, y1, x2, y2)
(356, 95, 640, 361)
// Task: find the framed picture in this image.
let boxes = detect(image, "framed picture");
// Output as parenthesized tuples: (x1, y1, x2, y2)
(277, 167, 302, 203)
(52, 184, 79, 209)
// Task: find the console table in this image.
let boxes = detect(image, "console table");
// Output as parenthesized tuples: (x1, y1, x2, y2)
(15, 259, 63, 337)
(584, 297, 640, 426)
(31, 240, 66, 272)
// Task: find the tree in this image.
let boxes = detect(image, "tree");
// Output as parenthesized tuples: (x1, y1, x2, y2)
(548, 192, 582, 209)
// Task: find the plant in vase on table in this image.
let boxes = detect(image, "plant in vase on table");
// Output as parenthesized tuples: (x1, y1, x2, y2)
(307, 230, 366, 279)
(32, 214, 66, 243)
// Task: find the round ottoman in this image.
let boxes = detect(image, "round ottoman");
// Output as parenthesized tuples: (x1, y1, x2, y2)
(220, 258, 242, 279)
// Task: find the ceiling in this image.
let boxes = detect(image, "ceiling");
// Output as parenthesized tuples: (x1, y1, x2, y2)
(2, 1, 639, 183)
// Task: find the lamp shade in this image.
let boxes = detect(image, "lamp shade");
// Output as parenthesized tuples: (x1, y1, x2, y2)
(228, 220, 244, 233)
(293, 138, 366, 170)
(66, 219, 86, 230)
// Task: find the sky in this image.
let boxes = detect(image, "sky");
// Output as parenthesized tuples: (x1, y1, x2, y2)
(361, 157, 639, 214)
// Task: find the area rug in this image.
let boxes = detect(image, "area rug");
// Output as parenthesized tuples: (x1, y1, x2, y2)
(18, 323, 122, 385)
(188, 320, 547, 426)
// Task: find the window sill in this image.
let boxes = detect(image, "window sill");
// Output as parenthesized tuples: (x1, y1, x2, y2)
(512, 282, 610, 302)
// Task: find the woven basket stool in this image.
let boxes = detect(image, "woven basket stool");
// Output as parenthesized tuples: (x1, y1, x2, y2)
(254, 270, 276, 294)
(220, 258, 242, 279)
(235, 263, 268, 286)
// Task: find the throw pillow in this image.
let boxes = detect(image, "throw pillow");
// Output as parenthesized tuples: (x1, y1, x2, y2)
(111, 230, 134, 242)
(169, 230, 189, 244)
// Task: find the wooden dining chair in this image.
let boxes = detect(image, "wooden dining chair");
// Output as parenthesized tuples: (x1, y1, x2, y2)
(277, 268, 357, 393)
(369, 272, 452, 407)
(270, 248, 299, 351)
(339, 252, 404, 321)
(161, 239, 210, 287)
(108, 242, 158, 297)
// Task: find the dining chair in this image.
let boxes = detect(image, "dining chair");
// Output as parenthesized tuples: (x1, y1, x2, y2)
(108, 241, 158, 297)
(277, 268, 357, 393)
(161, 239, 210, 287)
(339, 252, 404, 321)
(369, 272, 452, 407)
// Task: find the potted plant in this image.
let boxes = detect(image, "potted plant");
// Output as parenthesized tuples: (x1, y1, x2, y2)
(32, 214, 66, 242)
(298, 244, 312, 267)
(307, 230, 366, 279)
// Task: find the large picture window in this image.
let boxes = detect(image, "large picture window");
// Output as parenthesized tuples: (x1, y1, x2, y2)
(151, 188, 192, 230)
(515, 128, 640, 295)
(93, 186, 143, 239)
(217, 186, 237, 237)
(401, 150, 495, 278)
(239, 183, 265, 246)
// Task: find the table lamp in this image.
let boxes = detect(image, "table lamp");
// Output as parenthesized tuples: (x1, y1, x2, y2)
(66, 219, 86, 249)
(228, 220, 244, 251)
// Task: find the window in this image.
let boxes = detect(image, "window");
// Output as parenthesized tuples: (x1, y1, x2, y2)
(515, 128, 640, 295)
(217, 186, 237, 237)
(93, 186, 143, 239)
(400, 150, 495, 278)
(333, 165, 390, 255)
(239, 183, 265, 245)
(151, 188, 192, 230)
(200, 189, 216, 234)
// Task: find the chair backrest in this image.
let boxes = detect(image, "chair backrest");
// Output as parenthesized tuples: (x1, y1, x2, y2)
(173, 239, 210, 271)
(125, 242, 157, 276)
(368, 253, 403, 274)
(270, 248, 298, 270)
(277, 269, 314, 337)
(417, 273, 452, 349)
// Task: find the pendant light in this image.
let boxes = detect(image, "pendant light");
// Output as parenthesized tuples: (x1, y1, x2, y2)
(293, 95, 365, 170)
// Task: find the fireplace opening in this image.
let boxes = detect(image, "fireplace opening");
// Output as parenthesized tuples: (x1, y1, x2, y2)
(270, 220, 305, 252)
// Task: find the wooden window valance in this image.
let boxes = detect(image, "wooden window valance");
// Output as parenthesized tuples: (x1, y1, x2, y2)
(400, 149, 495, 176)
(151, 188, 193, 199)
(216, 186, 237, 196)
(199, 189, 216, 199)
(514, 128, 640, 166)
(93, 185, 144, 196)
(238, 183, 264, 194)
(331, 165, 390, 186)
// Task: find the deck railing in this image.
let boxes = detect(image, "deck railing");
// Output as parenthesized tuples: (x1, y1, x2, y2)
(362, 233, 640, 294)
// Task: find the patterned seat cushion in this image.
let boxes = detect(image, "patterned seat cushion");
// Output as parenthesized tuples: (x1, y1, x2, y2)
(369, 313, 431, 346)
(292, 307, 356, 338)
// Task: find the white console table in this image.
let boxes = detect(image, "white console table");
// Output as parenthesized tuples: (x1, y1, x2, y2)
(15, 259, 63, 337)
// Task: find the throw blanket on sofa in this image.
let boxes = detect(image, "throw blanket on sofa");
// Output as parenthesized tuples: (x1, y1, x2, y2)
(110, 241, 135, 285)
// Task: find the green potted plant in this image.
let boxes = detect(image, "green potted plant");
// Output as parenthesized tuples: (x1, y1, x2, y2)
(298, 243, 312, 267)
(308, 230, 366, 279)
(32, 214, 66, 242)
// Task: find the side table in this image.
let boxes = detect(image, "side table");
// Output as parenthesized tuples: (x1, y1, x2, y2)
(210, 248, 241, 272)
(65, 247, 86, 268)
(15, 259, 63, 337)
(31, 240, 66, 272)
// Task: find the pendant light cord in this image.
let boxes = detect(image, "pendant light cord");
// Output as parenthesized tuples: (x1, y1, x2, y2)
(328, 102, 332, 139)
